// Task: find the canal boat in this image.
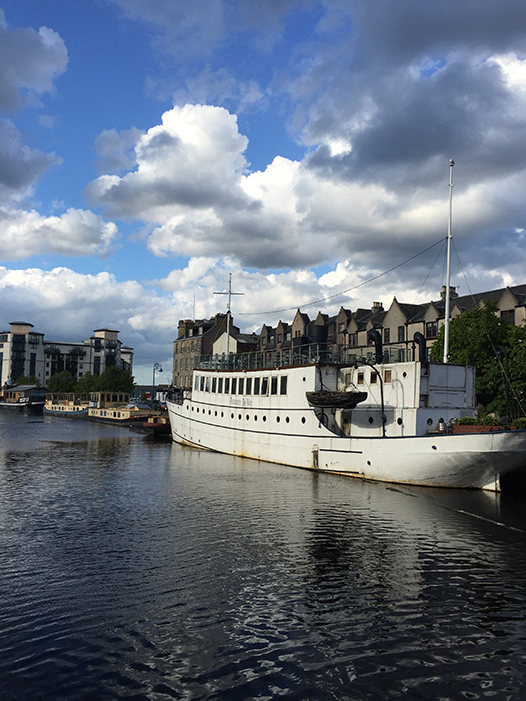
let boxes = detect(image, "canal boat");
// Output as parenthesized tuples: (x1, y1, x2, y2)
(87, 393, 160, 426)
(44, 393, 90, 418)
(0, 384, 46, 415)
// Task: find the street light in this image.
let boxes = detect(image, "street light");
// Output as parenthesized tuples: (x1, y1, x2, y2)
(152, 362, 162, 405)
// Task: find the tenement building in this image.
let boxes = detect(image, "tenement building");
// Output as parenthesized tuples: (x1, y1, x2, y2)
(172, 284, 526, 384)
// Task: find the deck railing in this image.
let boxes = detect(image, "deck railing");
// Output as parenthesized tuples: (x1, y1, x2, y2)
(195, 343, 413, 371)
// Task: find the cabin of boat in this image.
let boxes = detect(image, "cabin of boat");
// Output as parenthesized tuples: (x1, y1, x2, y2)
(0, 384, 46, 414)
(44, 393, 90, 418)
(87, 392, 160, 425)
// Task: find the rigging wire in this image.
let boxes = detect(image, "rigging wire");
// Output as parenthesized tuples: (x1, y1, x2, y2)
(238, 237, 446, 316)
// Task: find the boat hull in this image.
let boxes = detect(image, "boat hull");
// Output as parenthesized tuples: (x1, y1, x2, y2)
(166, 401, 526, 490)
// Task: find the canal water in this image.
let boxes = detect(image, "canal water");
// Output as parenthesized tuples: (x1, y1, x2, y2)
(1, 411, 526, 700)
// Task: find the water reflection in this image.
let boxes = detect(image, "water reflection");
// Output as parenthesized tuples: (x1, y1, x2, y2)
(1, 413, 526, 699)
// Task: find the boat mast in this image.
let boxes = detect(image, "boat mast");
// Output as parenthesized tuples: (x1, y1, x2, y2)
(214, 274, 243, 356)
(443, 159, 454, 364)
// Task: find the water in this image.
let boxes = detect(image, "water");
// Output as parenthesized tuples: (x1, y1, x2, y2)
(1, 411, 526, 700)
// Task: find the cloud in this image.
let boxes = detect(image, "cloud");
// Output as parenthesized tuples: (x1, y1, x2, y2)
(0, 208, 119, 260)
(0, 9, 68, 111)
(94, 127, 144, 174)
(0, 119, 62, 203)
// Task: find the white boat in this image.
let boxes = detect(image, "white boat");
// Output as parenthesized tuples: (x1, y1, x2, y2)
(166, 161, 526, 490)
(166, 357, 526, 491)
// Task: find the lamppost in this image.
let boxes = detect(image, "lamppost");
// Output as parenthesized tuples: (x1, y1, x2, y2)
(152, 362, 162, 405)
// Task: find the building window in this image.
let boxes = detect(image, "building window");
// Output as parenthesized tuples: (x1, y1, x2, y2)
(224, 377, 230, 393)
(338, 322, 345, 333)
(425, 321, 437, 338)
(384, 328, 390, 343)
(277, 334, 282, 343)
(349, 333, 357, 347)
(398, 326, 405, 342)
(501, 310, 515, 323)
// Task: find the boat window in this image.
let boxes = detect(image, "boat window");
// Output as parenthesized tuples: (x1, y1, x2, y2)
(271, 377, 278, 395)
(357, 372, 364, 384)
(280, 376, 287, 395)
(231, 378, 237, 394)
(384, 370, 392, 383)
(246, 378, 252, 395)
(224, 377, 230, 393)
(212, 377, 217, 393)
(200, 376, 205, 391)
(205, 377, 210, 392)
(261, 377, 269, 395)
(253, 377, 260, 395)
(194, 375, 199, 390)
(370, 372, 377, 384)
(238, 378, 244, 395)
(218, 377, 223, 393)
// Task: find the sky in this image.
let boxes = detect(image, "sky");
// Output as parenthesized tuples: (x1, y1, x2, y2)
(1, 0, 526, 384)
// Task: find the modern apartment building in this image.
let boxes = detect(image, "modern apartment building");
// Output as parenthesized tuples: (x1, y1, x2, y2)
(0, 322, 133, 387)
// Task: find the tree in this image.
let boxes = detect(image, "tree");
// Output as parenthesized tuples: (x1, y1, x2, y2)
(94, 366, 135, 393)
(46, 371, 77, 393)
(75, 372, 98, 393)
(14, 374, 39, 386)
(431, 300, 524, 417)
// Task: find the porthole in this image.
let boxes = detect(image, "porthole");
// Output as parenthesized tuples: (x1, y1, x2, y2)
(192, 406, 194, 411)
(301, 417, 306, 424)
(285, 417, 290, 423)
(246, 414, 249, 421)
(221, 411, 224, 418)
(238, 414, 242, 420)
(368, 416, 374, 424)
(215, 411, 217, 416)
(397, 418, 402, 425)
(427, 418, 433, 426)
(263, 416, 267, 422)
(367, 460, 371, 465)
(276, 416, 280, 423)
(439, 417, 444, 424)
(231, 413, 234, 419)
(432, 445, 437, 451)
(254, 415, 258, 421)
(403, 372, 407, 378)
(208, 410, 211, 415)
(196, 407, 199, 413)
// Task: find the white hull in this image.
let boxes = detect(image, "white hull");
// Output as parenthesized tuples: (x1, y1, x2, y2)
(166, 362, 526, 490)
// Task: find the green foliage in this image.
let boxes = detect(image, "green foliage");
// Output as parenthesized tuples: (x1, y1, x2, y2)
(431, 299, 526, 418)
(512, 417, 526, 429)
(94, 366, 135, 393)
(75, 372, 98, 393)
(46, 371, 77, 393)
(14, 374, 39, 386)
(46, 366, 135, 394)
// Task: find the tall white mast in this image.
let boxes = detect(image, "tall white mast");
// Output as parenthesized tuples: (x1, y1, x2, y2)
(443, 159, 454, 364)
